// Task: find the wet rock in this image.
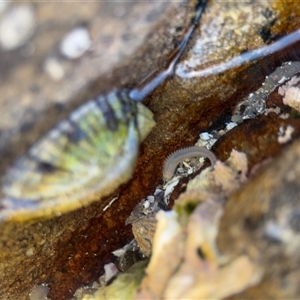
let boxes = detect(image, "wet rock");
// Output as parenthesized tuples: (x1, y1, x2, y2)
(0, 2, 189, 299)
(1, 1, 300, 300)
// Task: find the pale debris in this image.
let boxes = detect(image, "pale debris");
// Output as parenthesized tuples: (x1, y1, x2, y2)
(101, 263, 119, 284)
(278, 75, 300, 113)
(112, 239, 136, 258)
(277, 125, 294, 144)
(102, 196, 118, 212)
(226, 121, 237, 130)
(199, 132, 213, 141)
(163, 177, 179, 203)
(44, 57, 65, 81)
(136, 194, 262, 299)
(60, 27, 92, 59)
(264, 106, 281, 116)
(0, 5, 35, 50)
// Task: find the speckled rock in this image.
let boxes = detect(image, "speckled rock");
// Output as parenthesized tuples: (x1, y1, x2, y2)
(218, 138, 300, 299)
(1, 1, 300, 300)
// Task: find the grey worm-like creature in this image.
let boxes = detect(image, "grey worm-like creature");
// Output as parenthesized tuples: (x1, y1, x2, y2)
(0, 0, 208, 222)
(163, 146, 217, 181)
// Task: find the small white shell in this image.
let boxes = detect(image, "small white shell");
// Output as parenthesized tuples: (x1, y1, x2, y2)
(60, 27, 92, 59)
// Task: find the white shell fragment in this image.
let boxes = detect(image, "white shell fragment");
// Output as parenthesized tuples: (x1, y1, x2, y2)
(199, 132, 212, 141)
(103, 263, 119, 283)
(164, 177, 180, 199)
(44, 57, 65, 81)
(60, 27, 92, 59)
(226, 122, 237, 131)
(0, 5, 35, 50)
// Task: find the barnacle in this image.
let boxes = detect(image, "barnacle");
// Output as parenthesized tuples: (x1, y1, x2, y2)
(0, 1, 208, 222)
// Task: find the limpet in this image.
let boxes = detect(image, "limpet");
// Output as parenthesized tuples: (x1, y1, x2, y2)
(1, 92, 154, 221)
(0, 1, 208, 221)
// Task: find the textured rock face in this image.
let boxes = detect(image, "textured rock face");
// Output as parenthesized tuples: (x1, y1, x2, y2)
(0, 2, 186, 299)
(218, 139, 300, 299)
(1, 1, 300, 299)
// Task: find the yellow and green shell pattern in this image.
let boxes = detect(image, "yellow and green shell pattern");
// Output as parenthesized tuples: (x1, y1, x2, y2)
(0, 90, 154, 221)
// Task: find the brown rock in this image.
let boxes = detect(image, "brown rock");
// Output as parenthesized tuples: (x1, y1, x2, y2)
(1, 1, 300, 300)
(0, 2, 190, 300)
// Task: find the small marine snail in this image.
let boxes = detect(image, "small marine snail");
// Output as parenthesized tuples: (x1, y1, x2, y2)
(0, 0, 207, 222)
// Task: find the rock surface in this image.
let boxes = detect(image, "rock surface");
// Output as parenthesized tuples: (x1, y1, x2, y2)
(219, 139, 300, 299)
(1, 1, 300, 299)
(0, 2, 189, 299)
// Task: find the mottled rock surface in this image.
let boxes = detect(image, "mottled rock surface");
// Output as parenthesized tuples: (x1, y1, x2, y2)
(219, 139, 300, 299)
(1, 1, 300, 300)
(0, 2, 190, 299)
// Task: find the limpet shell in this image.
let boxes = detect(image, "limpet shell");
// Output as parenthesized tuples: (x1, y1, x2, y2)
(0, 90, 155, 221)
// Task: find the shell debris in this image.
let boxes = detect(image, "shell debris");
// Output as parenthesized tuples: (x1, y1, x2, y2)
(60, 27, 92, 59)
(0, 5, 35, 50)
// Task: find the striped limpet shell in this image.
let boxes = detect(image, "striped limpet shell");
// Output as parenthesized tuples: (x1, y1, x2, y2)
(0, 1, 207, 221)
(1, 91, 154, 221)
